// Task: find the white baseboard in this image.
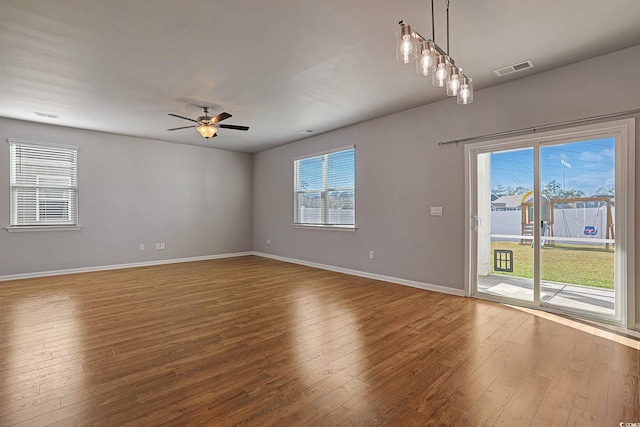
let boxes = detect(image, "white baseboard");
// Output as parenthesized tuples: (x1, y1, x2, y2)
(253, 251, 465, 297)
(0, 252, 254, 282)
(2, 250, 463, 299)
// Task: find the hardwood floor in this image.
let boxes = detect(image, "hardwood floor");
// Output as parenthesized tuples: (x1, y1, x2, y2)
(0, 256, 638, 426)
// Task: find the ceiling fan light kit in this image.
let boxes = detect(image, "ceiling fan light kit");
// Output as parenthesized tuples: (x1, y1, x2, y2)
(167, 107, 249, 139)
(196, 124, 217, 138)
(397, 0, 473, 105)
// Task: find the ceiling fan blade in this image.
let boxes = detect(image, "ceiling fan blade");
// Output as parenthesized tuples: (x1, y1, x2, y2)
(218, 124, 250, 131)
(212, 112, 232, 123)
(167, 125, 196, 131)
(168, 113, 198, 123)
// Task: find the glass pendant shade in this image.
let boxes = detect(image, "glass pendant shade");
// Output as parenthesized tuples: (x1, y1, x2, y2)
(416, 40, 435, 76)
(446, 65, 461, 96)
(396, 24, 416, 64)
(457, 76, 473, 105)
(395, 13, 473, 105)
(432, 55, 450, 87)
(196, 125, 217, 138)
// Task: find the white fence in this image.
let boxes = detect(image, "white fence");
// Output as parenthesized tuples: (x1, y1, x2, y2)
(299, 207, 354, 225)
(491, 206, 614, 244)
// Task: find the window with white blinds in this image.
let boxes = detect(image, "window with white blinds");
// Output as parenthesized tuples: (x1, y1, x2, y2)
(294, 147, 355, 227)
(9, 139, 79, 227)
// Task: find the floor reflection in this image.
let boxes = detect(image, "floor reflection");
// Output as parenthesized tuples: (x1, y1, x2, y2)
(0, 291, 85, 426)
(291, 285, 364, 389)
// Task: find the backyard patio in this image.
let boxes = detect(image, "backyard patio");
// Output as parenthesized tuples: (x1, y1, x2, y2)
(478, 274, 614, 317)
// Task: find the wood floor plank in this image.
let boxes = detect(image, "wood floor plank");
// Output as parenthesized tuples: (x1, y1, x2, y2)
(454, 381, 515, 427)
(566, 407, 604, 427)
(410, 335, 523, 424)
(573, 340, 615, 417)
(0, 256, 638, 426)
(529, 367, 582, 427)
(605, 368, 639, 423)
(493, 373, 551, 426)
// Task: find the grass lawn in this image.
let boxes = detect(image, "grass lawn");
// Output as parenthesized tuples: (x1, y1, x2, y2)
(490, 241, 614, 289)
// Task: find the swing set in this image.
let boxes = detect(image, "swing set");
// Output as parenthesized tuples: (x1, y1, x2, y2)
(519, 192, 614, 249)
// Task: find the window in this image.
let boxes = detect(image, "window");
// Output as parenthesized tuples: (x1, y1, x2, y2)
(9, 139, 78, 228)
(294, 147, 355, 228)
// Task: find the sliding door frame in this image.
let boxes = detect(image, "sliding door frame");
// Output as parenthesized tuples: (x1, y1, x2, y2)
(464, 118, 635, 328)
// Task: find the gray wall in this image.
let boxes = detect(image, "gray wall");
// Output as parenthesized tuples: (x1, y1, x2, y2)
(0, 118, 253, 276)
(253, 45, 640, 310)
(1, 45, 638, 321)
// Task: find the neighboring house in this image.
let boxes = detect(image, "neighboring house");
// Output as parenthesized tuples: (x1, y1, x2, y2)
(491, 194, 523, 211)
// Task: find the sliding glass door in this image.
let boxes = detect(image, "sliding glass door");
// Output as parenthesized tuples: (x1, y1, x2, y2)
(539, 140, 616, 317)
(466, 120, 634, 326)
(474, 147, 535, 304)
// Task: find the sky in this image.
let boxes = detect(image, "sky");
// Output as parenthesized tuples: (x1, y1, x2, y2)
(295, 140, 614, 197)
(490, 137, 615, 196)
(296, 148, 355, 191)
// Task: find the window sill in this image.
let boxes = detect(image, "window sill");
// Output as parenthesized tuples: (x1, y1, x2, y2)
(292, 224, 357, 232)
(6, 225, 82, 233)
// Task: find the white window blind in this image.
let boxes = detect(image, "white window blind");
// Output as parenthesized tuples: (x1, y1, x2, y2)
(9, 140, 78, 227)
(294, 147, 355, 227)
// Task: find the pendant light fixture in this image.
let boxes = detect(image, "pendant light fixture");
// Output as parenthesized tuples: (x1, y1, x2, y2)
(416, 39, 435, 76)
(396, 23, 417, 64)
(433, 54, 450, 88)
(457, 75, 473, 104)
(396, 0, 473, 104)
(446, 65, 461, 96)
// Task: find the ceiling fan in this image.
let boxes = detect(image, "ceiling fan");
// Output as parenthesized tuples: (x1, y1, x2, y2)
(167, 107, 249, 139)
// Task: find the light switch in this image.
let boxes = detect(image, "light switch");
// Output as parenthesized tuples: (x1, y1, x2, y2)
(430, 206, 443, 216)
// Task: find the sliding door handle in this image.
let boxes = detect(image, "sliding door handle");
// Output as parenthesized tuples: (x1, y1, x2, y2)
(472, 215, 481, 231)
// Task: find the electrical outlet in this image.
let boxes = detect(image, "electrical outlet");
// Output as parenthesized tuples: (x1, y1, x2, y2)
(369, 251, 374, 259)
(267, 238, 271, 245)
(160, 242, 165, 250)
(155, 243, 160, 250)
(139, 244, 144, 251)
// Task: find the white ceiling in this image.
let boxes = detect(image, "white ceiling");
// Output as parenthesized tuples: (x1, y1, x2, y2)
(1, 0, 639, 153)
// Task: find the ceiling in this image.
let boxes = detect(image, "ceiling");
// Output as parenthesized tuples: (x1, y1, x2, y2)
(1, 0, 639, 153)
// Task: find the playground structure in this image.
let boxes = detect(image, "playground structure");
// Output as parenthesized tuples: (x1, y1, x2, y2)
(519, 191, 614, 249)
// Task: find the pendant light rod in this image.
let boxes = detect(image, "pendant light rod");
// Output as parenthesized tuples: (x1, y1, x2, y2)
(446, 0, 450, 55)
(431, 0, 435, 41)
(398, 20, 455, 65)
(437, 108, 640, 146)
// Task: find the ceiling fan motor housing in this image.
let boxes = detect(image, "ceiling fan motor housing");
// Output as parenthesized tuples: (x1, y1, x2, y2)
(198, 116, 215, 125)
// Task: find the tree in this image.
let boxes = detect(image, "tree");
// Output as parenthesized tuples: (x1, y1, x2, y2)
(594, 186, 614, 196)
(542, 180, 584, 200)
(560, 189, 585, 199)
(492, 184, 507, 197)
(492, 184, 530, 197)
(512, 185, 530, 195)
(542, 180, 563, 199)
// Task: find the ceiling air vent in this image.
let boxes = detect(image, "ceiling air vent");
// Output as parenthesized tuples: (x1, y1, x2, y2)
(494, 60, 534, 77)
(34, 111, 59, 119)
